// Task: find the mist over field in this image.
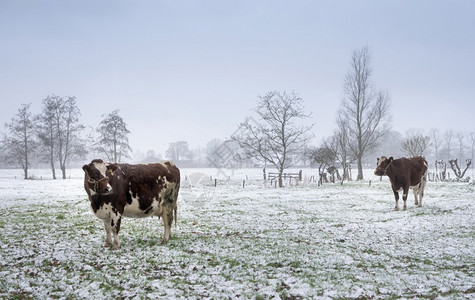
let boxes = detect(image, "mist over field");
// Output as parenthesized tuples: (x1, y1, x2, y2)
(1, 1, 474, 162)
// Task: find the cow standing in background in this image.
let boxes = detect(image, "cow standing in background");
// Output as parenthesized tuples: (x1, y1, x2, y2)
(82, 159, 180, 249)
(374, 156, 428, 210)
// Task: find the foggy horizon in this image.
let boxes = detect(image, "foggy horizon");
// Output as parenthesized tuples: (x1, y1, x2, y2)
(1, 1, 474, 159)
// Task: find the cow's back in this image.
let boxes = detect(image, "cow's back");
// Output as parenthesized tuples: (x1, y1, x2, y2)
(408, 157, 427, 185)
(108, 161, 180, 217)
(114, 161, 179, 191)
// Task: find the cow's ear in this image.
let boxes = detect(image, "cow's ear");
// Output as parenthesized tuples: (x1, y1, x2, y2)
(389, 157, 393, 162)
(107, 165, 117, 173)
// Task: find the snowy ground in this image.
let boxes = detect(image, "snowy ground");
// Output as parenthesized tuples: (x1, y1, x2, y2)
(0, 167, 474, 299)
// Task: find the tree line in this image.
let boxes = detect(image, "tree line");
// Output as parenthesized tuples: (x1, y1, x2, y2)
(2, 46, 474, 184)
(221, 46, 473, 186)
(0, 96, 132, 180)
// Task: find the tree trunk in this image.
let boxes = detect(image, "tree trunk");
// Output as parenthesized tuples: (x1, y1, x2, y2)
(114, 139, 117, 163)
(50, 145, 56, 180)
(51, 163, 56, 180)
(356, 156, 364, 181)
(50, 142, 56, 179)
(435, 161, 438, 182)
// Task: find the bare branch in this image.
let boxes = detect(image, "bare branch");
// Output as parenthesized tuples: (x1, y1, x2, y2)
(338, 46, 391, 180)
(232, 91, 314, 187)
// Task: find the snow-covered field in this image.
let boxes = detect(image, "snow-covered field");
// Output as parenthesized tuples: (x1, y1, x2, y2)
(0, 167, 474, 299)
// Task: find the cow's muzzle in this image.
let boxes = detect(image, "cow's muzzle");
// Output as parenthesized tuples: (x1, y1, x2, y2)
(104, 184, 113, 194)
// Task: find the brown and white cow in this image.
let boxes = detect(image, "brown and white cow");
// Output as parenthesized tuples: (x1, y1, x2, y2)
(82, 159, 180, 249)
(374, 156, 428, 210)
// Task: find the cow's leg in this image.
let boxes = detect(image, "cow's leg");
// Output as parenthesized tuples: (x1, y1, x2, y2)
(418, 188, 423, 207)
(419, 174, 427, 208)
(161, 205, 173, 244)
(103, 219, 112, 248)
(110, 213, 122, 250)
(413, 187, 419, 206)
(393, 189, 400, 210)
(402, 186, 409, 210)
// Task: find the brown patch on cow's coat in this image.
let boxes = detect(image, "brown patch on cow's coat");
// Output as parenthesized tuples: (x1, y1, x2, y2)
(374, 156, 428, 210)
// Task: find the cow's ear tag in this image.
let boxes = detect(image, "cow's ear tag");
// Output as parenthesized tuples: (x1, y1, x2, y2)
(108, 169, 113, 173)
(389, 157, 393, 163)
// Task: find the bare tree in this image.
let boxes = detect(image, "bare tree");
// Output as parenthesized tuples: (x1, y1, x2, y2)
(429, 129, 443, 181)
(338, 46, 391, 180)
(309, 144, 337, 185)
(95, 110, 132, 163)
(2, 104, 37, 179)
(444, 130, 455, 162)
(436, 160, 447, 181)
(430, 128, 442, 162)
(55, 96, 86, 179)
(36, 95, 61, 179)
(468, 132, 475, 177)
(166, 141, 193, 162)
(35, 95, 86, 179)
(232, 91, 314, 187)
(449, 159, 472, 180)
(455, 132, 465, 162)
(401, 130, 431, 157)
(372, 130, 404, 159)
(206, 138, 225, 167)
(334, 111, 352, 181)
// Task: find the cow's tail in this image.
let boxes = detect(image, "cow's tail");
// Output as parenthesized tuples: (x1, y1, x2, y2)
(422, 159, 428, 190)
(174, 181, 179, 229)
(174, 201, 177, 229)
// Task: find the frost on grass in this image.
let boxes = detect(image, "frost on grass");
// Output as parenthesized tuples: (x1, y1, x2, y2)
(0, 168, 474, 299)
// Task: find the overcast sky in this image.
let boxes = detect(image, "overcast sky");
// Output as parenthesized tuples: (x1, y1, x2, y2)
(1, 0, 474, 158)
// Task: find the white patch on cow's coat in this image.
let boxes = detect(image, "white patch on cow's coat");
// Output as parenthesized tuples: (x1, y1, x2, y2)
(123, 192, 161, 218)
(94, 203, 113, 219)
(89, 188, 97, 196)
(91, 161, 113, 193)
(395, 183, 421, 193)
(93, 161, 108, 177)
(159, 181, 175, 200)
(159, 162, 173, 172)
(376, 156, 387, 167)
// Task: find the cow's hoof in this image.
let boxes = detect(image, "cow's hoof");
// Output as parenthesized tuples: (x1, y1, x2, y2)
(394, 207, 399, 211)
(415, 201, 419, 205)
(112, 245, 120, 250)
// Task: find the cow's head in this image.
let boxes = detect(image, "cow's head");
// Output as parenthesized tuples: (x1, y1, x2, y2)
(82, 159, 117, 195)
(374, 156, 393, 176)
